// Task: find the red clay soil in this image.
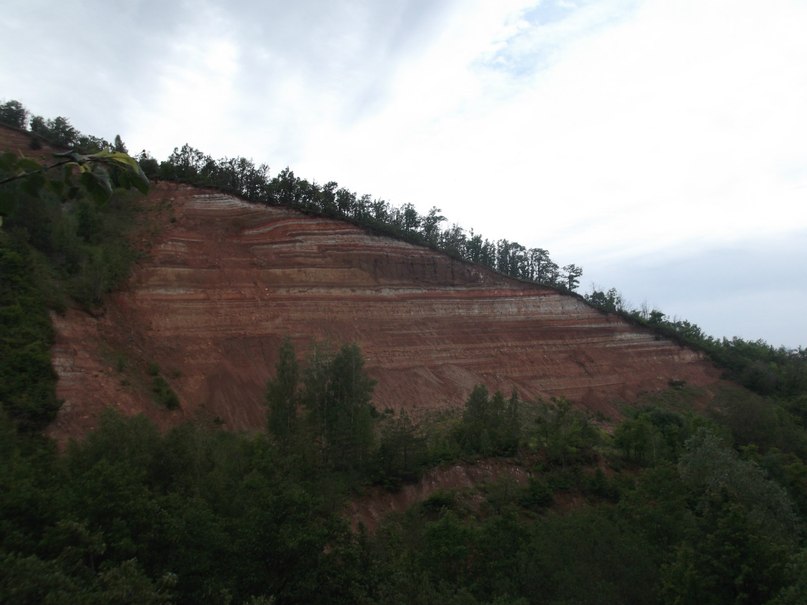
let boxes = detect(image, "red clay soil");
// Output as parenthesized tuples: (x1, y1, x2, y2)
(45, 182, 722, 443)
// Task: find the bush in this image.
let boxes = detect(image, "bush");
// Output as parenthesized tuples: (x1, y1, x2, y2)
(152, 375, 179, 409)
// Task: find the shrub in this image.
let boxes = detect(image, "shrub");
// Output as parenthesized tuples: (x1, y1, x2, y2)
(152, 375, 179, 410)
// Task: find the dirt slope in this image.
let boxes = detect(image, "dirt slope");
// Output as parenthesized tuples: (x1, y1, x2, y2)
(46, 182, 721, 441)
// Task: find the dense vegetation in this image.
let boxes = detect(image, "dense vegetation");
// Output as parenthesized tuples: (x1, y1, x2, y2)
(3, 99, 807, 603)
(4, 359, 807, 604)
(0, 104, 147, 431)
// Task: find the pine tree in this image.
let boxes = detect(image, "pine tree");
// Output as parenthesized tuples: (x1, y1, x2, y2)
(266, 338, 299, 444)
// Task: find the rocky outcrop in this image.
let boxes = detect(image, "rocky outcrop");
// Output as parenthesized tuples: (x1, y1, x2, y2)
(47, 182, 720, 441)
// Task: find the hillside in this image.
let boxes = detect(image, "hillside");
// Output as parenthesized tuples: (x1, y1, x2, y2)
(6, 109, 807, 605)
(47, 181, 720, 442)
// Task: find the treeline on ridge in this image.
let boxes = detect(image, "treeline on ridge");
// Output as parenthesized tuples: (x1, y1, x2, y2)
(0, 99, 583, 292)
(583, 287, 807, 400)
(147, 143, 583, 291)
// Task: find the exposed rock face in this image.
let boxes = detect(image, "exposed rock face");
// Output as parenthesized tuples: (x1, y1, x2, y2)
(47, 183, 720, 441)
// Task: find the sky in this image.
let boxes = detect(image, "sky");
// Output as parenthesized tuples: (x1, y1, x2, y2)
(2, 0, 806, 348)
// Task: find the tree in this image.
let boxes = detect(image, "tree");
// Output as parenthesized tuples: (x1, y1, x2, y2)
(421, 207, 446, 245)
(586, 287, 624, 313)
(535, 399, 599, 467)
(529, 247, 559, 285)
(456, 385, 520, 456)
(377, 410, 424, 483)
(397, 203, 421, 234)
(266, 338, 300, 444)
(324, 343, 376, 469)
(0, 100, 28, 129)
(561, 264, 583, 291)
(113, 134, 128, 154)
(301, 342, 376, 470)
(30, 116, 79, 148)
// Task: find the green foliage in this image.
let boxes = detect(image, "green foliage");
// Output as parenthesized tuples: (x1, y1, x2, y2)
(2, 411, 369, 604)
(3, 392, 807, 604)
(710, 387, 807, 455)
(0, 117, 148, 428)
(142, 363, 180, 410)
(769, 548, 807, 605)
(374, 410, 426, 486)
(455, 386, 521, 456)
(532, 398, 600, 467)
(519, 477, 554, 511)
(0, 147, 146, 309)
(114, 134, 128, 154)
(677, 428, 800, 547)
(0, 236, 60, 430)
(585, 284, 807, 400)
(30, 115, 79, 149)
(265, 340, 377, 472)
(7, 100, 586, 291)
(0, 100, 28, 129)
(305, 342, 376, 470)
(614, 406, 696, 465)
(152, 375, 180, 410)
(584, 286, 624, 313)
(265, 338, 300, 444)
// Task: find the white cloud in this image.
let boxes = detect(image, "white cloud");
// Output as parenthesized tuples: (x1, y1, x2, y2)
(287, 0, 807, 274)
(2, 0, 806, 345)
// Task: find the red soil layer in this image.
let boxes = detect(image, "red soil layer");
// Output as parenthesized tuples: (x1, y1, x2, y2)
(46, 183, 721, 442)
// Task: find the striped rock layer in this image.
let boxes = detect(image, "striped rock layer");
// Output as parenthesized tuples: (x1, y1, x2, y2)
(48, 183, 720, 440)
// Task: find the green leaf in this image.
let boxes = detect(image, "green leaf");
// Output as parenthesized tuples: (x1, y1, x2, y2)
(89, 150, 150, 194)
(80, 170, 111, 204)
(91, 165, 113, 195)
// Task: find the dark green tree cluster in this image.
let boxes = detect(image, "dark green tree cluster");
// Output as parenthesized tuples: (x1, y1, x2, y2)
(533, 398, 600, 467)
(375, 409, 426, 486)
(0, 237, 60, 431)
(266, 339, 376, 472)
(0, 100, 28, 130)
(584, 286, 624, 313)
(148, 364, 180, 410)
(455, 385, 521, 456)
(359, 399, 807, 605)
(614, 406, 702, 466)
(0, 411, 369, 605)
(0, 131, 148, 430)
(6, 386, 807, 605)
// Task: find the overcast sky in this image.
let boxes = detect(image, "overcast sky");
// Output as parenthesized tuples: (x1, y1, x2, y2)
(2, 0, 806, 347)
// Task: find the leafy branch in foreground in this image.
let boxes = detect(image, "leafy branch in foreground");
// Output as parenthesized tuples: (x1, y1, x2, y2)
(0, 149, 148, 204)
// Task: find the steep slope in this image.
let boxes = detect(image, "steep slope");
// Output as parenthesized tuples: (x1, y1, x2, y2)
(47, 182, 720, 441)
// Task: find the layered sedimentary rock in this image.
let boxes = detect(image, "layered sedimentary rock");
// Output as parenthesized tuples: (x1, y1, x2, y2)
(48, 183, 720, 441)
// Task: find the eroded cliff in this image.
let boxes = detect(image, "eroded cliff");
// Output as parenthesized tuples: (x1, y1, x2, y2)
(48, 182, 720, 441)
